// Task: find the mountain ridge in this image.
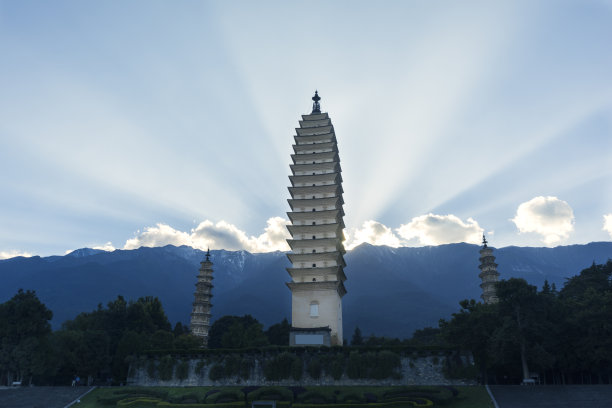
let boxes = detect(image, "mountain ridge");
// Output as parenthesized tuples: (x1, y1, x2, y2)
(1, 242, 610, 338)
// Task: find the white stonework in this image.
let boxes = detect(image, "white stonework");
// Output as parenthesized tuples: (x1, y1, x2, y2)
(478, 236, 500, 304)
(190, 250, 213, 346)
(286, 93, 347, 346)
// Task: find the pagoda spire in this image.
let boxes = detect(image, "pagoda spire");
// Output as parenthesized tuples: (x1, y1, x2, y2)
(286, 93, 346, 346)
(190, 249, 214, 346)
(311, 90, 321, 114)
(478, 237, 500, 304)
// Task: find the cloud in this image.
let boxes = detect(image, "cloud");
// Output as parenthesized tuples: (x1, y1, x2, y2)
(93, 242, 116, 251)
(345, 220, 402, 249)
(123, 217, 290, 253)
(397, 214, 484, 245)
(0, 250, 33, 260)
(511, 196, 574, 245)
(604, 214, 612, 238)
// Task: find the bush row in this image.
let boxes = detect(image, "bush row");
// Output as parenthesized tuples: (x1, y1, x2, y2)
(141, 344, 452, 357)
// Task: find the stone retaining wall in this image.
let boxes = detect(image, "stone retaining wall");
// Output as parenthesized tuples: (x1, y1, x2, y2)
(128, 352, 475, 387)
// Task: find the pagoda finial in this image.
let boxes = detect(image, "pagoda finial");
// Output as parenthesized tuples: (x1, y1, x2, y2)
(482, 234, 488, 248)
(205, 248, 210, 261)
(311, 90, 321, 114)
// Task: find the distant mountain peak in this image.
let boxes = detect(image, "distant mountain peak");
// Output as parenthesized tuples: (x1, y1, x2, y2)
(66, 248, 106, 258)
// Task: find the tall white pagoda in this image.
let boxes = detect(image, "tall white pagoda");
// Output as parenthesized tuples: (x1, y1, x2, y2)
(478, 235, 500, 304)
(286, 91, 347, 346)
(190, 249, 214, 347)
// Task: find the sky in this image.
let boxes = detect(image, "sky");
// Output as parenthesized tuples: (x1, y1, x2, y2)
(1, 0, 611, 258)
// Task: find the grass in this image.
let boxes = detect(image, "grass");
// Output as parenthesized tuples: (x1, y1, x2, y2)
(77, 386, 493, 408)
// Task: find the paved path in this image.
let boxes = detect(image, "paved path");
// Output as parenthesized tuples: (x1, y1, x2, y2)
(489, 385, 612, 408)
(0, 386, 93, 408)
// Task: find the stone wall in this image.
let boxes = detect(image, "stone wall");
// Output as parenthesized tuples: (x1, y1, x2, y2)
(128, 350, 475, 387)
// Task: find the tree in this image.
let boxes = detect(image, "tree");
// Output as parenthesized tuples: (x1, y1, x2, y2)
(173, 322, 187, 336)
(0, 289, 53, 385)
(56, 294, 176, 384)
(351, 326, 363, 346)
(439, 299, 498, 383)
(208, 315, 269, 349)
(409, 327, 443, 346)
(265, 318, 291, 345)
(495, 278, 544, 382)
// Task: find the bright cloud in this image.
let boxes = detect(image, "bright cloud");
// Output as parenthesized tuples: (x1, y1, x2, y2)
(345, 220, 402, 250)
(0, 250, 32, 260)
(93, 242, 116, 251)
(604, 214, 612, 238)
(397, 214, 484, 245)
(512, 196, 574, 246)
(124, 217, 290, 253)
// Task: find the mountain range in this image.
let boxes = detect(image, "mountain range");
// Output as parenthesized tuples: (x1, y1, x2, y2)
(1, 242, 611, 338)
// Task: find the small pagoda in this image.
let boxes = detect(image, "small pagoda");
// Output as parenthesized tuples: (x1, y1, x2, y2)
(478, 235, 500, 304)
(190, 249, 214, 346)
(285, 91, 347, 346)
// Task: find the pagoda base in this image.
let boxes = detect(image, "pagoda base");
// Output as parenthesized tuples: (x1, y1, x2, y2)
(289, 326, 331, 347)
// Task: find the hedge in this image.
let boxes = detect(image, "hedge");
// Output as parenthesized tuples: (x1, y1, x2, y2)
(140, 344, 453, 357)
(206, 390, 245, 404)
(247, 386, 294, 402)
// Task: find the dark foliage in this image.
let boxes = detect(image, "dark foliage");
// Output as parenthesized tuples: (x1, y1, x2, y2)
(440, 260, 612, 384)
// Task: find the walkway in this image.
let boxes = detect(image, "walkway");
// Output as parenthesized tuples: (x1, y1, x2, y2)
(489, 385, 612, 408)
(0, 386, 93, 408)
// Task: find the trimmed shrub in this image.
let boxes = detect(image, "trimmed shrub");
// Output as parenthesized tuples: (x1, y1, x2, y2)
(263, 352, 299, 381)
(337, 392, 364, 403)
(291, 356, 303, 380)
(176, 360, 190, 380)
(158, 403, 243, 408)
(297, 390, 335, 404)
(327, 354, 345, 380)
(158, 355, 175, 381)
(307, 357, 322, 379)
(117, 397, 162, 407)
(239, 358, 253, 380)
(206, 390, 244, 404)
(209, 364, 225, 381)
(167, 392, 200, 404)
(372, 350, 401, 379)
(224, 354, 241, 377)
(195, 360, 206, 376)
(146, 360, 157, 379)
(248, 386, 294, 402)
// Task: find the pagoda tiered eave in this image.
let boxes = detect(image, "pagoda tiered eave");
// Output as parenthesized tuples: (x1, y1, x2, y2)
(299, 118, 331, 128)
(291, 151, 339, 165)
(290, 161, 340, 174)
(293, 133, 336, 145)
(287, 238, 346, 253)
(301, 112, 329, 121)
(289, 172, 342, 187)
(286, 280, 347, 297)
(287, 209, 344, 223)
(288, 184, 343, 197)
(293, 141, 337, 154)
(287, 269, 347, 283)
(296, 125, 333, 136)
(287, 251, 346, 266)
(287, 196, 343, 210)
(286, 223, 344, 236)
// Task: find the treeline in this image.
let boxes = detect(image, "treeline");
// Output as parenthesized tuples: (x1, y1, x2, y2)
(2, 260, 610, 386)
(439, 260, 612, 384)
(0, 293, 203, 386)
(0, 293, 293, 386)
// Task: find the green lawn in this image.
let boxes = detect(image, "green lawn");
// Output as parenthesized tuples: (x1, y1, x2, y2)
(78, 385, 493, 408)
